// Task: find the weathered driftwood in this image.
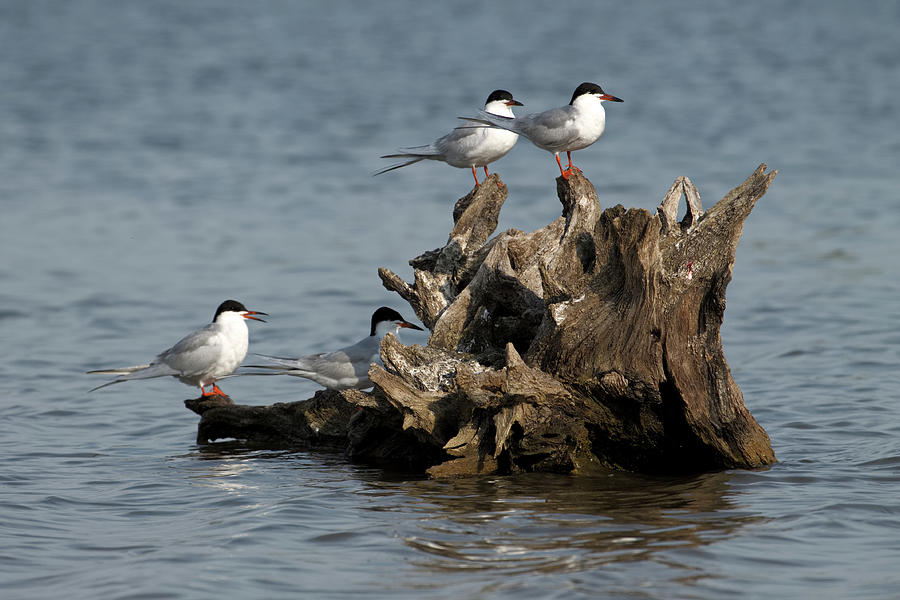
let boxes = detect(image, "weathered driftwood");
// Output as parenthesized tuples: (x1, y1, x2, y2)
(187, 166, 777, 476)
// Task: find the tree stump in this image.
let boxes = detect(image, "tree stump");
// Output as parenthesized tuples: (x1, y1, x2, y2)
(187, 167, 777, 476)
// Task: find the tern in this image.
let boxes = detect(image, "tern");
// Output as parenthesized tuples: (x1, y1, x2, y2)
(376, 89, 523, 186)
(459, 82, 622, 179)
(87, 300, 266, 396)
(239, 306, 423, 390)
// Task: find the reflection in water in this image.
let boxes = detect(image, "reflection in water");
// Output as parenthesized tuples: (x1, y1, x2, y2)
(364, 471, 766, 588)
(182, 444, 286, 496)
(185, 444, 766, 593)
(188, 457, 258, 496)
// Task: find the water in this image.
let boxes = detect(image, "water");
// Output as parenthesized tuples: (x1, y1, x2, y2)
(2, 1, 899, 597)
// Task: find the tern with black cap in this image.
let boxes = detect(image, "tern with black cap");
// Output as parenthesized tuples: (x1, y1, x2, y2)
(238, 306, 423, 390)
(87, 300, 266, 397)
(459, 82, 622, 179)
(377, 89, 523, 186)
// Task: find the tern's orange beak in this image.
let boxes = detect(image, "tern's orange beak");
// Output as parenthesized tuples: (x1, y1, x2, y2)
(398, 320, 424, 331)
(599, 93, 623, 103)
(243, 311, 268, 323)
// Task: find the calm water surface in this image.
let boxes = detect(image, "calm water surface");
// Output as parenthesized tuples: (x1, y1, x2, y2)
(2, 1, 900, 598)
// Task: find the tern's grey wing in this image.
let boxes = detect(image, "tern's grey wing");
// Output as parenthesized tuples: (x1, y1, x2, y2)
(464, 109, 578, 149)
(515, 106, 581, 149)
(398, 121, 494, 157)
(251, 347, 373, 389)
(333, 335, 381, 364)
(464, 111, 517, 133)
(156, 325, 224, 375)
(431, 126, 482, 152)
(249, 336, 381, 389)
(306, 350, 370, 382)
(311, 336, 381, 384)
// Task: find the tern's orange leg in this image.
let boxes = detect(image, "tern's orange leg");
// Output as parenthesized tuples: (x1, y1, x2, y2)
(555, 153, 571, 179)
(470, 165, 480, 186)
(482, 165, 502, 187)
(200, 383, 227, 397)
(566, 151, 581, 174)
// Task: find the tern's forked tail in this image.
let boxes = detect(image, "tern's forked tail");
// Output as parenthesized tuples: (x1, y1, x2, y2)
(86, 362, 174, 392)
(373, 155, 426, 176)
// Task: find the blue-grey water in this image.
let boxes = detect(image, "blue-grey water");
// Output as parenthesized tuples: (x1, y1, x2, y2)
(2, 1, 899, 598)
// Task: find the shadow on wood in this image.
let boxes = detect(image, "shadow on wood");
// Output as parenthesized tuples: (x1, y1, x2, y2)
(188, 167, 777, 476)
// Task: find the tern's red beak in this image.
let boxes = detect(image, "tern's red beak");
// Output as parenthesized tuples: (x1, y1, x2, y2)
(243, 311, 268, 322)
(398, 320, 424, 331)
(599, 93, 623, 103)
(506, 99, 524, 107)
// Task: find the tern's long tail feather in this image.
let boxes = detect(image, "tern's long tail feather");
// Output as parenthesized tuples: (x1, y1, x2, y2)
(373, 157, 425, 176)
(219, 369, 308, 384)
(377, 142, 451, 175)
(247, 353, 315, 371)
(457, 112, 516, 132)
(86, 363, 176, 392)
(233, 353, 322, 382)
(233, 365, 321, 384)
(456, 117, 494, 127)
(222, 369, 295, 377)
(87, 364, 152, 376)
(233, 365, 310, 375)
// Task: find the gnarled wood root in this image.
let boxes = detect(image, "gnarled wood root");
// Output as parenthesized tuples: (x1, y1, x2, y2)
(190, 166, 777, 476)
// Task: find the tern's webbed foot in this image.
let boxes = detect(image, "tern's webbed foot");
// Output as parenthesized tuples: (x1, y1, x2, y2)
(200, 384, 229, 398)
